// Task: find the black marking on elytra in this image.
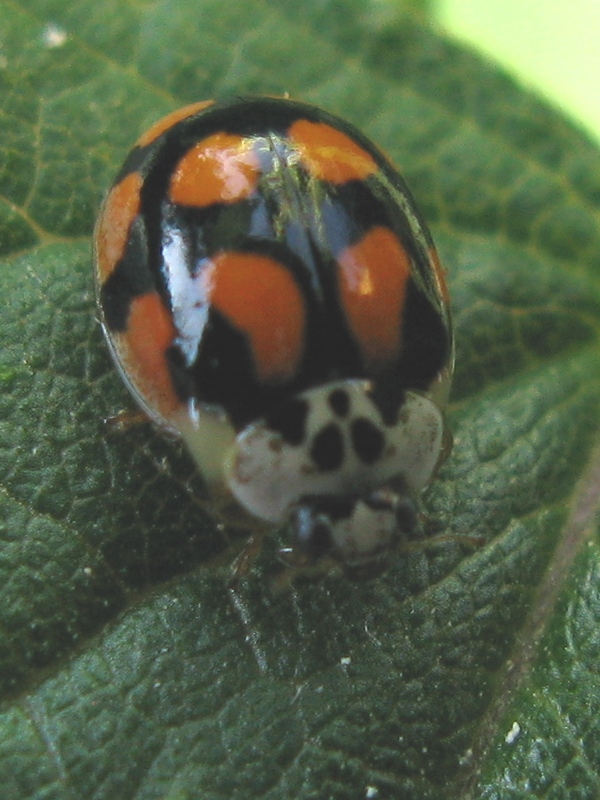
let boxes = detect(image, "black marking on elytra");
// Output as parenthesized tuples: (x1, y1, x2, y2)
(100, 216, 153, 332)
(186, 200, 257, 260)
(265, 398, 309, 446)
(177, 96, 393, 179)
(108, 94, 451, 431)
(351, 417, 385, 465)
(310, 423, 344, 471)
(180, 310, 273, 428)
(397, 278, 451, 391)
(328, 388, 350, 418)
(112, 145, 154, 188)
(367, 383, 405, 427)
(164, 344, 192, 404)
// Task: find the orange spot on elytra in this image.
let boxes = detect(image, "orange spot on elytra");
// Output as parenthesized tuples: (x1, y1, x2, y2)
(337, 227, 410, 370)
(169, 133, 260, 208)
(95, 172, 143, 283)
(203, 252, 305, 383)
(118, 292, 180, 419)
(135, 101, 214, 148)
(289, 119, 378, 184)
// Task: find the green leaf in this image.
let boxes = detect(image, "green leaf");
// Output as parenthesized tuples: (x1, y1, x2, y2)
(1, 1, 600, 798)
(471, 536, 600, 799)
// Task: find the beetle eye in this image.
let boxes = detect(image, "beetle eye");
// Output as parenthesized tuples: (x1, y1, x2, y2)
(364, 488, 394, 512)
(394, 496, 418, 535)
(292, 506, 334, 560)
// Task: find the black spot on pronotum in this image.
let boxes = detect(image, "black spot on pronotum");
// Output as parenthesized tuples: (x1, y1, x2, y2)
(310, 423, 344, 471)
(328, 388, 350, 418)
(351, 417, 385, 464)
(265, 397, 309, 445)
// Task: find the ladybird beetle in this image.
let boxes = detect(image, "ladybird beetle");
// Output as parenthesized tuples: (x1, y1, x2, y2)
(94, 96, 453, 574)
